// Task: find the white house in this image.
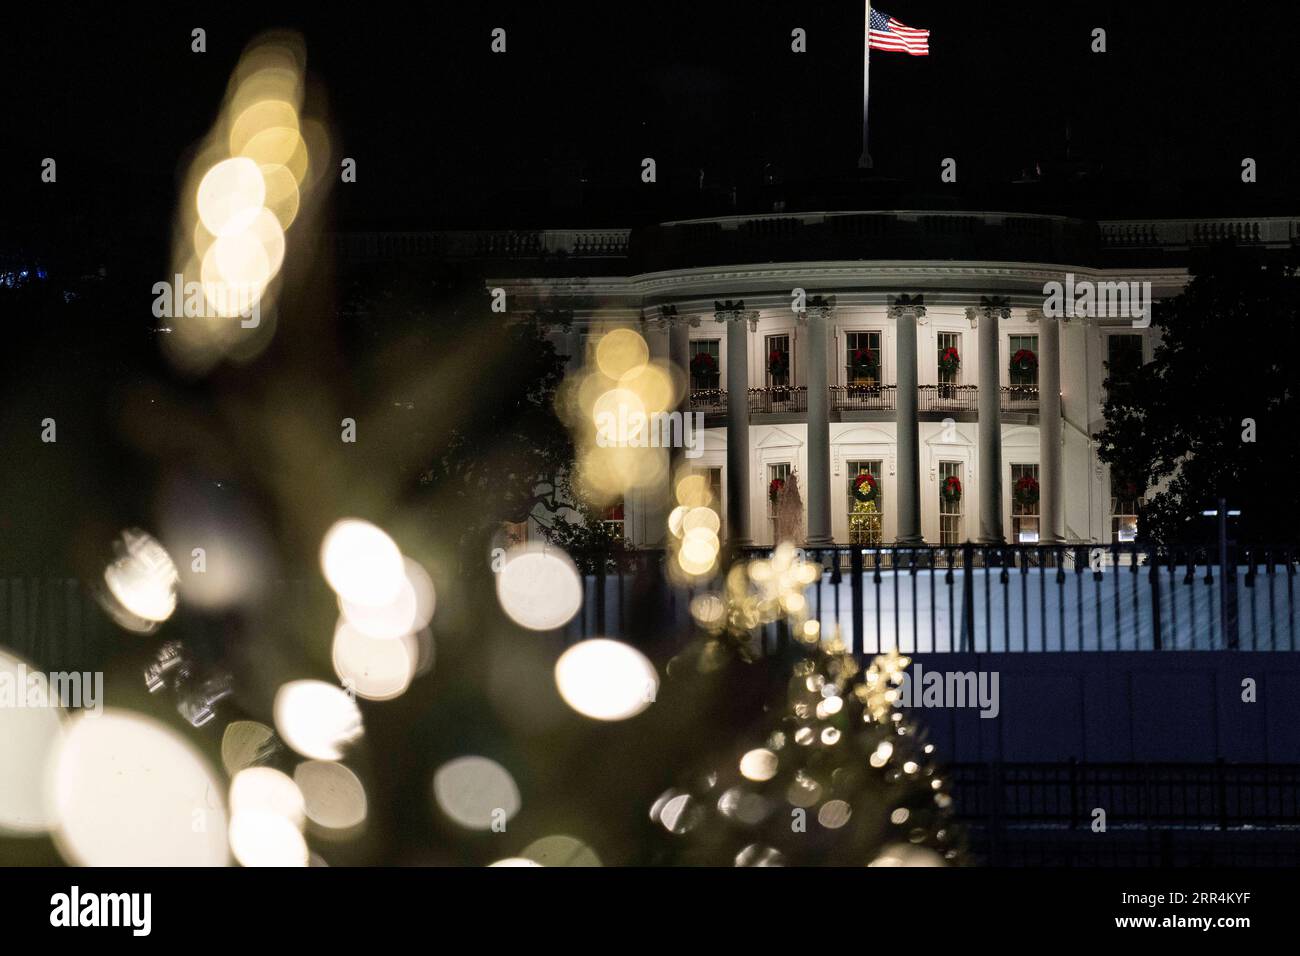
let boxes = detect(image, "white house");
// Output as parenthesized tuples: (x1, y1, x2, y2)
(339, 210, 1300, 548)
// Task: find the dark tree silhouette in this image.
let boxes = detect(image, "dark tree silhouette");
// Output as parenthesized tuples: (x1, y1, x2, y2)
(1096, 245, 1300, 544)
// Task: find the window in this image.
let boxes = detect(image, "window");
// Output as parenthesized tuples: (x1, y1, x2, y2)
(766, 334, 791, 388)
(689, 339, 721, 390)
(1011, 463, 1039, 543)
(501, 520, 529, 549)
(767, 462, 792, 540)
(937, 332, 961, 387)
(939, 461, 963, 546)
(845, 331, 882, 386)
(846, 459, 884, 545)
(1009, 334, 1039, 388)
(1110, 473, 1142, 543)
(691, 466, 724, 539)
(602, 499, 625, 540)
(1105, 334, 1143, 391)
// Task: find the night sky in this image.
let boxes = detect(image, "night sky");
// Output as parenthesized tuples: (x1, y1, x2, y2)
(3, 0, 1298, 243)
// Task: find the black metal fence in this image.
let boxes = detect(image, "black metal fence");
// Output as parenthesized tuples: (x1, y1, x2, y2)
(954, 760, 1300, 865)
(571, 544, 1300, 653)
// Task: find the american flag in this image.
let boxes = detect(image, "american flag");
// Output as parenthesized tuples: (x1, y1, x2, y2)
(868, 8, 930, 56)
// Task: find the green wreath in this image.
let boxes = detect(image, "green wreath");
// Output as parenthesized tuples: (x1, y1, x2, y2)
(852, 472, 879, 504)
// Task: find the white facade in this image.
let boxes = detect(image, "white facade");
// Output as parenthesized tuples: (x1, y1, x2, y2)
(358, 209, 1300, 548)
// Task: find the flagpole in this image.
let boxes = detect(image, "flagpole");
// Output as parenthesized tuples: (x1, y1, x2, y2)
(859, 0, 872, 168)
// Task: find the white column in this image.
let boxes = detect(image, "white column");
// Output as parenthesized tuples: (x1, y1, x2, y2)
(721, 308, 755, 547)
(644, 319, 679, 547)
(1036, 310, 1064, 544)
(971, 298, 1009, 544)
(804, 301, 834, 546)
(891, 295, 925, 545)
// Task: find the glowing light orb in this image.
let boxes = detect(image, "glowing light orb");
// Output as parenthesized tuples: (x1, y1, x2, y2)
(319, 519, 405, 608)
(293, 761, 367, 832)
(432, 756, 521, 831)
(495, 544, 583, 631)
(518, 835, 601, 867)
(331, 619, 418, 701)
(0, 650, 64, 835)
(221, 720, 277, 776)
(51, 710, 229, 866)
(102, 528, 178, 627)
(739, 748, 778, 782)
(229, 810, 308, 867)
(273, 680, 363, 761)
(196, 157, 266, 238)
(554, 639, 657, 721)
(229, 766, 305, 829)
(868, 843, 946, 867)
(339, 556, 435, 640)
(594, 328, 649, 379)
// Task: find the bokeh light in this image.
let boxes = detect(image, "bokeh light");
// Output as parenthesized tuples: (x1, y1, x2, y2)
(50, 710, 229, 866)
(101, 528, 179, 630)
(0, 650, 65, 835)
(294, 761, 368, 834)
(273, 680, 364, 760)
(319, 519, 405, 608)
(554, 639, 658, 721)
(331, 618, 419, 701)
(495, 543, 583, 631)
(432, 756, 521, 831)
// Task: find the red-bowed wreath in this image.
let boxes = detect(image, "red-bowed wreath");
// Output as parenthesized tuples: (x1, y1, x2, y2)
(1013, 474, 1040, 506)
(850, 347, 878, 376)
(852, 472, 879, 504)
(938, 346, 961, 376)
(768, 477, 786, 503)
(768, 349, 789, 378)
(689, 352, 717, 376)
(941, 475, 962, 503)
(1010, 349, 1038, 375)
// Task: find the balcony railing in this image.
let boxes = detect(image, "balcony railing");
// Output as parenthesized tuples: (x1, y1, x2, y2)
(830, 383, 897, 411)
(919, 383, 979, 413)
(689, 388, 727, 415)
(1000, 384, 1039, 410)
(691, 385, 1043, 417)
(748, 385, 806, 414)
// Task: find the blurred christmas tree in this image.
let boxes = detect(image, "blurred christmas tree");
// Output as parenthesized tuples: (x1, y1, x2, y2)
(647, 546, 966, 866)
